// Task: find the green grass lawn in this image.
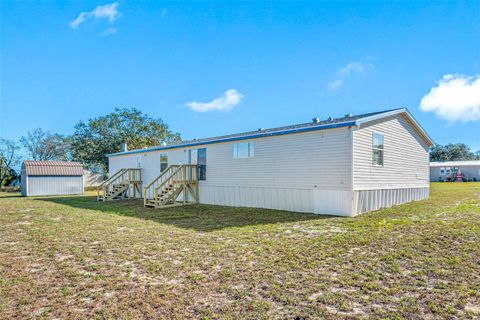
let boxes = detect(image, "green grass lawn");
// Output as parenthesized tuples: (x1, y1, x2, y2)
(0, 183, 479, 319)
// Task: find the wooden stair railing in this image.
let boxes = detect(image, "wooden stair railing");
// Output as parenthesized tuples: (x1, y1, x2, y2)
(144, 164, 199, 208)
(143, 165, 180, 205)
(97, 168, 142, 201)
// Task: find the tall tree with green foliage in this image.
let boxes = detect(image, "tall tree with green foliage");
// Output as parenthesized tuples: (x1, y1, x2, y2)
(430, 143, 479, 161)
(20, 128, 69, 161)
(0, 138, 21, 186)
(69, 108, 181, 172)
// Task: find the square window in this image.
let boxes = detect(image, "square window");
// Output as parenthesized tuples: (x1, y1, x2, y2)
(233, 142, 254, 159)
(373, 133, 384, 149)
(373, 149, 384, 166)
(160, 154, 168, 172)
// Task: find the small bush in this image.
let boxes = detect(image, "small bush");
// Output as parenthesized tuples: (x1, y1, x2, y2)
(0, 186, 20, 193)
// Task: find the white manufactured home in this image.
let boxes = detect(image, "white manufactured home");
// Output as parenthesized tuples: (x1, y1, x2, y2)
(102, 108, 433, 216)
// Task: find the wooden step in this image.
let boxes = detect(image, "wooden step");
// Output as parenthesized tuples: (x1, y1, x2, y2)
(144, 201, 156, 207)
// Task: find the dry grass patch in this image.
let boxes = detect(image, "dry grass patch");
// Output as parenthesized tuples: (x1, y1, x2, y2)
(0, 183, 479, 319)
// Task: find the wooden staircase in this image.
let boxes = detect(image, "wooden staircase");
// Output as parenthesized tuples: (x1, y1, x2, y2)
(97, 168, 142, 201)
(144, 164, 199, 208)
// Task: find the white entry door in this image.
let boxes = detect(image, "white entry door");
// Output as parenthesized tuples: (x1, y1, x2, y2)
(187, 148, 206, 180)
(188, 149, 198, 165)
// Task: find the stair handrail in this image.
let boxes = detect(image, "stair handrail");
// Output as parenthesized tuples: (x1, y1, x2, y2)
(154, 165, 184, 192)
(97, 168, 141, 199)
(97, 169, 127, 199)
(155, 164, 185, 190)
(155, 165, 186, 205)
(144, 165, 180, 190)
(143, 164, 199, 207)
(143, 165, 180, 204)
(98, 169, 127, 188)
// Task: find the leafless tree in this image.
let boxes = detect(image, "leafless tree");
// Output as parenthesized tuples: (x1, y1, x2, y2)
(0, 138, 21, 185)
(20, 128, 68, 161)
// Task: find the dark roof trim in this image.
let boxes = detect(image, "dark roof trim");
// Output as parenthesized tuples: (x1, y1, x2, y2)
(107, 120, 357, 157)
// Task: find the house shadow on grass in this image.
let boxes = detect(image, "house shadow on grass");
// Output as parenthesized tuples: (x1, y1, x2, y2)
(36, 195, 333, 232)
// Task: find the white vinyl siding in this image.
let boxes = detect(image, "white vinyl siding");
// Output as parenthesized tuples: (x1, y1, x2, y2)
(353, 114, 430, 190)
(201, 128, 352, 190)
(136, 156, 142, 168)
(110, 127, 353, 191)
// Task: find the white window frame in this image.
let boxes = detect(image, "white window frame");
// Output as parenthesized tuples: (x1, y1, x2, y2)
(233, 142, 254, 159)
(372, 132, 384, 166)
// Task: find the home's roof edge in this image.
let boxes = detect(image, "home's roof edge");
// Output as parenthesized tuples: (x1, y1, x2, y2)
(107, 120, 356, 157)
(355, 107, 434, 146)
(108, 107, 434, 157)
(430, 160, 480, 166)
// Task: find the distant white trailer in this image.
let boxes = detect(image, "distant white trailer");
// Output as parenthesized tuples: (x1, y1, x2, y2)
(21, 161, 84, 197)
(430, 160, 480, 182)
(107, 108, 433, 216)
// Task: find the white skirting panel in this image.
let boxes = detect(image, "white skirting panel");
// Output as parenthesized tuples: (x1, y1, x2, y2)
(353, 187, 429, 215)
(199, 185, 354, 216)
(199, 185, 314, 213)
(313, 189, 353, 216)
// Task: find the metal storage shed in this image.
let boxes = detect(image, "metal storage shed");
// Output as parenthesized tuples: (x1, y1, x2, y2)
(21, 161, 84, 196)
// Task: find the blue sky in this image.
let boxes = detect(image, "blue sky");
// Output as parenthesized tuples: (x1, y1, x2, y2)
(1, 1, 479, 151)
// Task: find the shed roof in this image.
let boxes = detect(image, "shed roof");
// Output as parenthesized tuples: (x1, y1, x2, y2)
(108, 108, 433, 157)
(23, 161, 84, 176)
(430, 161, 480, 167)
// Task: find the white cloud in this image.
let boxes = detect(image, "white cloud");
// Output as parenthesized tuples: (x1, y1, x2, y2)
(100, 27, 117, 37)
(186, 89, 244, 112)
(70, 2, 120, 29)
(327, 80, 343, 90)
(327, 61, 372, 90)
(338, 62, 367, 77)
(420, 74, 480, 122)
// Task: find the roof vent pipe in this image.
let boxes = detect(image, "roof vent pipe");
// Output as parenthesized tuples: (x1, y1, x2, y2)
(312, 117, 320, 123)
(122, 142, 128, 152)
